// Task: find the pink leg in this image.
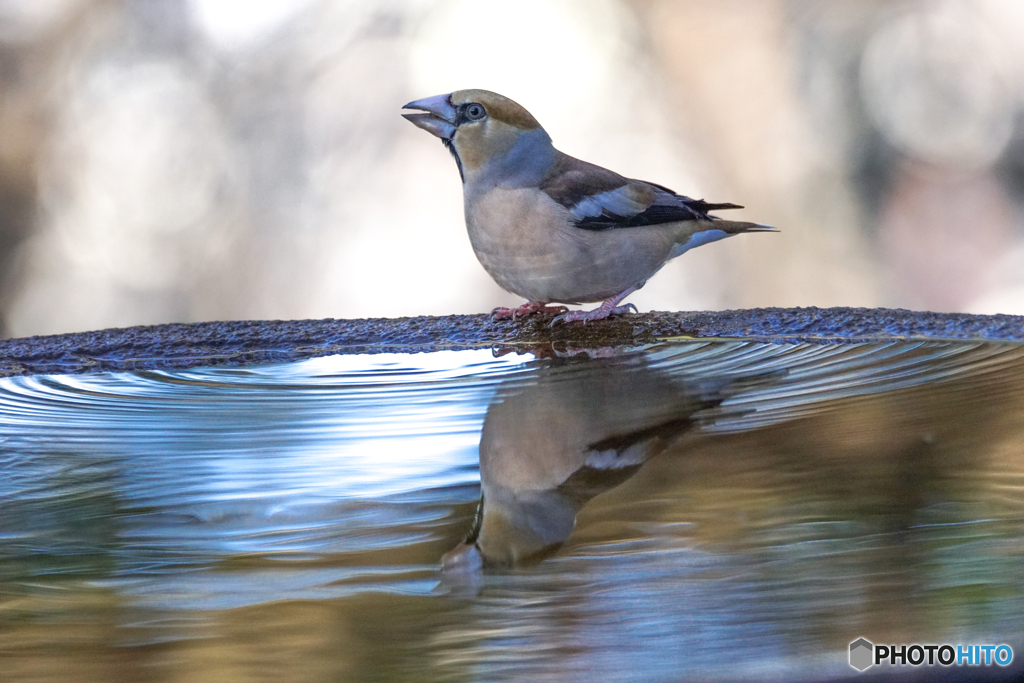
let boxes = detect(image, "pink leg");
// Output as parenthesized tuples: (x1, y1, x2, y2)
(551, 286, 639, 325)
(491, 301, 569, 321)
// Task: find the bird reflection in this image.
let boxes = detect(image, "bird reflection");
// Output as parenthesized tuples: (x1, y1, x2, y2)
(443, 349, 765, 573)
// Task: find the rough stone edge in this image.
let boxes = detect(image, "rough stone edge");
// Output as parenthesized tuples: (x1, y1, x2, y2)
(0, 306, 1022, 377)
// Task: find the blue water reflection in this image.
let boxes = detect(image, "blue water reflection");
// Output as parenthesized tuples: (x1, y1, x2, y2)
(1, 341, 1023, 681)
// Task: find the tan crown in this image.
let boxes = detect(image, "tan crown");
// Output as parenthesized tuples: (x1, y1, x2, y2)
(450, 89, 542, 131)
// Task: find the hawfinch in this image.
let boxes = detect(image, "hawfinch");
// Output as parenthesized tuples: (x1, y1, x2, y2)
(403, 89, 773, 323)
(441, 354, 728, 571)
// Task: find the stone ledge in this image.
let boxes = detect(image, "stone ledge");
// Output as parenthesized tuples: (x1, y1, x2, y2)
(1, 306, 1022, 377)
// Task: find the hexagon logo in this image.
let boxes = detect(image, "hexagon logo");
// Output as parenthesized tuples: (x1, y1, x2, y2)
(849, 638, 874, 671)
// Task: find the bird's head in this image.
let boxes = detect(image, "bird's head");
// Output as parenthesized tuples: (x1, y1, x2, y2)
(402, 89, 553, 185)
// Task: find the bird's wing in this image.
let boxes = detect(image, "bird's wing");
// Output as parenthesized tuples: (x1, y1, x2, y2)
(539, 153, 742, 231)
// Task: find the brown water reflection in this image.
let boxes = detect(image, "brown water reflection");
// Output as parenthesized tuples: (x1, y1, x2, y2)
(1, 342, 1023, 681)
(442, 354, 769, 571)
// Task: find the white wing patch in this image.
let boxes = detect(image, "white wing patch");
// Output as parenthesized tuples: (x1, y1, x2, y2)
(584, 441, 656, 470)
(569, 186, 648, 221)
(669, 228, 729, 260)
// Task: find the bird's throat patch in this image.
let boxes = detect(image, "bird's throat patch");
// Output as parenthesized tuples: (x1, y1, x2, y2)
(442, 138, 464, 182)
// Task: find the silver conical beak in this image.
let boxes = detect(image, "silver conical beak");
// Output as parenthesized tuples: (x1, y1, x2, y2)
(402, 93, 457, 139)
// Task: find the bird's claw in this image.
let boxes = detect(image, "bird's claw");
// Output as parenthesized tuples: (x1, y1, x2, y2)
(550, 303, 637, 326)
(491, 302, 569, 321)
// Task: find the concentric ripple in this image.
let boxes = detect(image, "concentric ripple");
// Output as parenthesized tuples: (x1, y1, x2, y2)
(1, 340, 1023, 681)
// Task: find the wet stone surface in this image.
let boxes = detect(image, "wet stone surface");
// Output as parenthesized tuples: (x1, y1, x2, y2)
(0, 306, 1023, 376)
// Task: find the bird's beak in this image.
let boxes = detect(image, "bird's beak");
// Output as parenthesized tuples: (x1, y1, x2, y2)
(402, 93, 457, 140)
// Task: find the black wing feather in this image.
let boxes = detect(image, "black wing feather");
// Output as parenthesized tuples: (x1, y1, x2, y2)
(540, 153, 744, 232)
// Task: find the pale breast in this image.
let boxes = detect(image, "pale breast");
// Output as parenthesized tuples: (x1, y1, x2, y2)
(465, 187, 680, 303)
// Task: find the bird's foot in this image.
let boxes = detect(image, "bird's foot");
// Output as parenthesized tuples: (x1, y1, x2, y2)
(490, 301, 569, 321)
(551, 302, 638, 325)
(551, 285, 640, 325)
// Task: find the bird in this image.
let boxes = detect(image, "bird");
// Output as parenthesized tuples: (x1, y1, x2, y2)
(437, 348, 780, 575)
(402, 89, 773, 323)
(441, 352, 721, 571)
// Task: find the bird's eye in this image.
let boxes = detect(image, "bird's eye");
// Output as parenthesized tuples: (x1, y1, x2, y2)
(466, 103, 486, 120)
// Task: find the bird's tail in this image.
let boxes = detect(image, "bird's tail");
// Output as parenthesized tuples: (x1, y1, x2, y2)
(713, 219, 778, 235)
(670, 219, 776, 259)
(687, 198, 778, 232)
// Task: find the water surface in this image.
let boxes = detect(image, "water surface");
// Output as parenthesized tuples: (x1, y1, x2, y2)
(2, 341, 1023, 681)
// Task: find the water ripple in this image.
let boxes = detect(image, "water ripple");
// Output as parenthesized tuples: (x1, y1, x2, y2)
(2, 341, 1024, 680)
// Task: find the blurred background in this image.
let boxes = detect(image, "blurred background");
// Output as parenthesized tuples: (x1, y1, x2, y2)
(1, 0, 1023, 338)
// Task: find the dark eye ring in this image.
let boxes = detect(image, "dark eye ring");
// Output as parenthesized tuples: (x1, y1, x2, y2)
(466, 103, 486, 120)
